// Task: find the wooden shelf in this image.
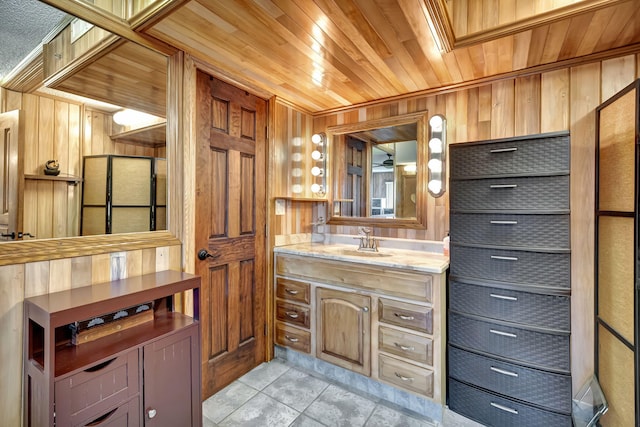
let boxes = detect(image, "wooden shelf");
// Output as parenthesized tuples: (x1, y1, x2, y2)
(274, 197, 327, 202)
(110, 122, 166, 147)
(25, 174, 82, 184)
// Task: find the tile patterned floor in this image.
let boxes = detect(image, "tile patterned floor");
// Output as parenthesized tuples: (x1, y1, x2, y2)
(202, 359, 484, 427)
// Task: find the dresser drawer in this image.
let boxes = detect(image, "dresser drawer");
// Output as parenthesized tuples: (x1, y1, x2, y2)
(378, 326, 433, 365)
(276, 300, 310, 329)
(275, 321, 311, 353)
(450, 175, 569, 212)
(450, 245, 570, 289)
(449, 346, 572, 414)
(276, 277, 310, 304)
(378, 354, 433, 397)
(448, 312, 570, 372)
(76, 396, 140, 427)
(54, 350, 139, 426)
(449, 379, 572, 427)
(449, 134, 569, 179)
(378, 298, 432, 334)
(449, 280, 570, 331)
(450, 213, 570, 249)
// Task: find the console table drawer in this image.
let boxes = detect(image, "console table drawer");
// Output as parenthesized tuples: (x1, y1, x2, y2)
(448, 312, 570, 372)
(378, 326, 433, 365)
(449, 346, 572, 414)
(449, 280, 570, 331)
(378, 354, 433, 397)
(54, 350, 139, 426)
(449, 134, 569, 179)
(379, 298, 432, 334)
(450, 175, 569, 212)
(449, 379, 572, 427)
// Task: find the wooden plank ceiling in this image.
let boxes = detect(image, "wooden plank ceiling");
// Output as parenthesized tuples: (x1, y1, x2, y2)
(144, 0, 640, 112)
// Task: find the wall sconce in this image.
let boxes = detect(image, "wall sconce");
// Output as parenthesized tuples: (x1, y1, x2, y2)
(311, 132, 326, 196)
(427, 114, 446, 197)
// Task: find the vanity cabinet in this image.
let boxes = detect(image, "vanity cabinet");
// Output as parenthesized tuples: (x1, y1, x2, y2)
(274, 251, 446, 403)
(317, 288, 371, 376)
(448, 132, 572, 426)
(23, 271, 201, 427)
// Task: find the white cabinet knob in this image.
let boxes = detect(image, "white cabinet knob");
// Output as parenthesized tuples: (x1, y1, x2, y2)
(147, 408, 157, 419)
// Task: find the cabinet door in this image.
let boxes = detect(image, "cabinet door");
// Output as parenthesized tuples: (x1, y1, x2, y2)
(316, 288, 371, 376)
(143, 324, 201, 427)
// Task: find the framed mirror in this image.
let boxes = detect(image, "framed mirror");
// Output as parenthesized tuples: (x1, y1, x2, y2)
(327, 111, 429, 229)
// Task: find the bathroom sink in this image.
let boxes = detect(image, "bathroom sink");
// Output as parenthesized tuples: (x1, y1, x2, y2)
(339, 249, 392, 257)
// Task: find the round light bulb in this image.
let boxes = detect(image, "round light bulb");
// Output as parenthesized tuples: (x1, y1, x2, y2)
(291, 168, 302, 177)
(311, 183, 321, 193)
(429, 138, 443, 153)
(292, 184, 302, 194)
(428, 180, 442, 194)
(428, 159, 442, 173)
(429, 115, 443, 131)
(312, 133, 324, 145)
(311, 150, 323, 160)
(311, 166, 322, 176)
(291, 152, 302, 162)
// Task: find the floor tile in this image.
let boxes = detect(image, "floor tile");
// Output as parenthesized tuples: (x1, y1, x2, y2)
(202, 381, 259, 423)
(365, 405, 437, 427)
(263, 368, 330, 411)
(441, 408, 485, 427)
(218, 393, 300, 427)
(304, 384, 377, 427)
(203, 415, 218, 427)
(289, 415, 327, 427)
(237, 359, 291, 390)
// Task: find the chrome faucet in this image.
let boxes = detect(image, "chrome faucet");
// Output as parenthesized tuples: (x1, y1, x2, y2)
(357, 227, 379, 252)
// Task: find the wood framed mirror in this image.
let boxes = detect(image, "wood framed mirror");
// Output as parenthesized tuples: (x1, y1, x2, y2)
(327, 111, 429, 229)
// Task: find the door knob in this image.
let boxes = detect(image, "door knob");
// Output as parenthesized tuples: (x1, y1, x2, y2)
(198, 249, 220, 261)
(147, 408, 157, 419)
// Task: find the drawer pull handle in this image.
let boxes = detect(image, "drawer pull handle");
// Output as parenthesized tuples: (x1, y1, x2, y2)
(86, 408, 118, 426)
(490, 402, 519, 415)
(490, 184, 517, 189)
(286, 311, 299, 319)
(285, 335, 299, 343)
(491, 255, 518, 261)
(285, 289, 299, 295)
(84, 357, 117, 373)
(394, 342, 415, 352)
(394, 313, 415, 321)
(490, 220, 518, 225)
(394, 372, 414, 382)
(490, 329, 517, 338)
(490, 147, 518, 153)
(490, 366, 519, 377)
(490, 293, 518, 301)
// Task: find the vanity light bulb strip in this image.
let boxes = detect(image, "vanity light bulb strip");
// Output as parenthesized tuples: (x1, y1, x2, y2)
(428, 115, 446, 198)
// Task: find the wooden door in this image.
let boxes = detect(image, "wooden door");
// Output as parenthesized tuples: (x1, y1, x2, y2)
(195, 71, 267, 399)
(0, 110, 23, 241)
(316, 287, 371, 376)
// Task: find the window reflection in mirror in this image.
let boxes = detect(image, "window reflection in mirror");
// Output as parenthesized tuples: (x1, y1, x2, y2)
(332, 121, 419, 220)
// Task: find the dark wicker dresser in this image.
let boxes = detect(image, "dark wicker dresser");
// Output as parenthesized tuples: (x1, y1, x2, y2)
(447, 131, 572, 426)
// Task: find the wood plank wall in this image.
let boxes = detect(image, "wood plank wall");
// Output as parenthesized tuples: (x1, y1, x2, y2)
(0, 244, 181, 427)
(273, 53, 640, 392)
(1, 90, 164, 240)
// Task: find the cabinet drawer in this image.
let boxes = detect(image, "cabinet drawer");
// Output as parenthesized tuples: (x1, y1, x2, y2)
(378, 326, 432, 365)
(450, 213, 570, 249)
(450, 175, 569, 212)
(77, 396, 140, 427)
(379, 298, 432, 334)
(450, 245, 570, 289)
(448, 312, 570, 372)
(449, 280, 570, 331)
(378, 354, 433, 397)
(54, 350, 139, 426)
(449, 346, 572, 414)
(276, 300, 310, 329)
(449, 379, 572, 427)
(275, 321, 311, 353)
(449, 134, 569, 179)
(276, 277, 310, 304)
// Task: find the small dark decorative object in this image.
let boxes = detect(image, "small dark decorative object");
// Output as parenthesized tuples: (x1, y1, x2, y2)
(44, 159, 60, 176)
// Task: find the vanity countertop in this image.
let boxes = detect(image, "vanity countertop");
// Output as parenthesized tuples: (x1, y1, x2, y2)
(273, 242, 449, 274)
